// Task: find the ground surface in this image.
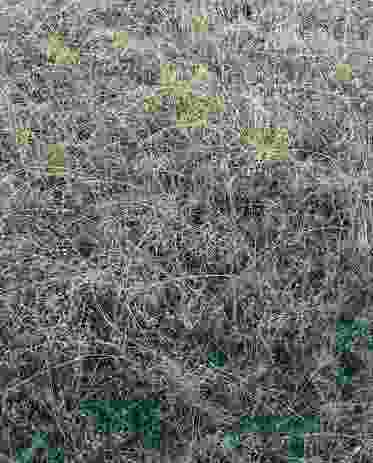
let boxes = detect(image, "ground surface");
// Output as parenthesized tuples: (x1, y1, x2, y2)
(1, 0, 373, 462)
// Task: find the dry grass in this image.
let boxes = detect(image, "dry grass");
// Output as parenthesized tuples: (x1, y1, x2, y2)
(0, 0, 373, 462)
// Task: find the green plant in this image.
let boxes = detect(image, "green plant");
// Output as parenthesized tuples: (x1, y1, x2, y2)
(335, 318, 372, 389)
(112, 31, 129, 49)
(48, 32, 64, 63)
(207, 350, 226, 368)
(191, 16, 208, 33)
(240, 127, 288, 161)
(79, 399, 160, 449)
(160, 63, 177, 88)
(144, 95, 161, 113)
(175, 94, 209, 128)
(48, 144, 64, 177)
(5, 2, 373, 463)
(288, 434, 304, 463)
(336, 318, 370, 353)
(16, 128, 33, 145)
(335, 63, 352, 81)
(16, 432, 62, 463)
(224, 432, 241, 449)
(47, 32, 80, 64)
(54, 47, 80, 65)
(192, 63, 209, 80)
(336, 366, 354, 385)
(234, 415, 320, 462)
(47, 448, 64, 463)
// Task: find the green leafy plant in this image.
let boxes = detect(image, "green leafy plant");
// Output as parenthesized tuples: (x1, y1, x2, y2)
(208, 350, 226, 368)
(160, 63, 177, 88)
(233, 415, 320, 462)
(48, 32, 64, 63)
(224, 432, 241, 449)
(288, 434, 304, 463)
(336, 366, 354, 385)
(176, 94, 210, 128)
(160, 64, 192, 97)
(336, 319, 370, 353)
(335, 318, 372, 389)
(335, 63, 352, 81)
(16, 432, 50, 463)
(192, 63, 209, 80)
(55, 47, 80, 65)
(48, 144, 64, 177)
(206, 95, 225, 113)
(79, 399, 160, 449)
(144, 95, 161, 113)
(48, 32, 80, 64)
(47, 447, 64, 463)
(112, 31, 129, 49)
(16, 128, 33, 145)
(240, 127, 288, 160)
(158, 62, 224, 128)
(192, 15, 208, 33)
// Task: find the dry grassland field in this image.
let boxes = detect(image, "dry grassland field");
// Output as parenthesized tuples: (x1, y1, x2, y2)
(1, 0, 373, 462)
